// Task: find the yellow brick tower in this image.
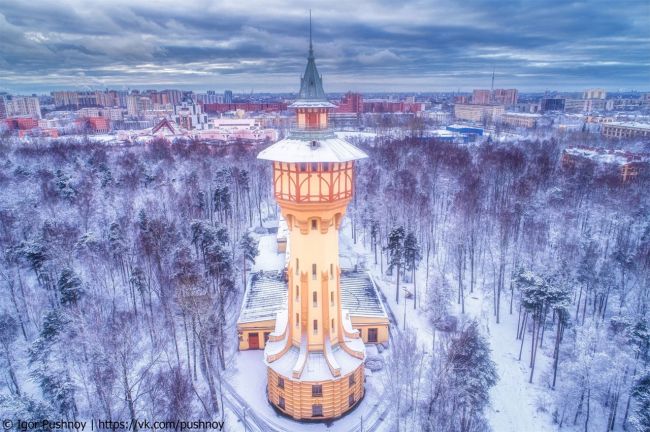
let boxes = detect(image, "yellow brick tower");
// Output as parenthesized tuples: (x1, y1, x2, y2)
(257, 16, 368, 421)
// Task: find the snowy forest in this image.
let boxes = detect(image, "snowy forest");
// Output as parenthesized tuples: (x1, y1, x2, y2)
(0, 132, 648, 432)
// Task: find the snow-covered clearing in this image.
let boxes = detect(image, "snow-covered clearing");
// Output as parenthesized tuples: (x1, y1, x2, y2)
(339, 220, 558, 432)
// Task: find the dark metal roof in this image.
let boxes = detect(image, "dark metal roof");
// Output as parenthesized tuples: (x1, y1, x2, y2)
(297, 46, 327, 102)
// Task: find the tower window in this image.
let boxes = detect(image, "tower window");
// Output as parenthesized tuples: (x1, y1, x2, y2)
(311, 219, 317, 230)
(296, 259, 299, 275)
(331, 319, 335, 333)
(278, 377, 285, 389)
(313, 320, 318, 334)
(300, 163, 307, 172)
(295, 313, 299, 327)
(312, 404, 323, 417)
(323, 162, 329, 171)
(279, 395, 285, 409)
(311, 163, 318, 172)
(349, 374, 356, 387)
(330, 292, 334, 306)
(330, 264, 334, 278)
(349, 394, 355, 407)
(313, 291, 317, 307)
(312, 385, 323, 397)
(296, 285, 299, 301)
(312, 264, 317, 280)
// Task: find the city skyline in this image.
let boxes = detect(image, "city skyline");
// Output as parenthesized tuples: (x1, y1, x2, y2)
(0, 0, 649, 94)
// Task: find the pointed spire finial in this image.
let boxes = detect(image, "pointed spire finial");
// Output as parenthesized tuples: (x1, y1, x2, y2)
(309, 10, 313, 56)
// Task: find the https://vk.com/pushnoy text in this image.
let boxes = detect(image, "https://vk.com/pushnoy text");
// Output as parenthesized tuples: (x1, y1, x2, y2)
(2, 419, 226, 432)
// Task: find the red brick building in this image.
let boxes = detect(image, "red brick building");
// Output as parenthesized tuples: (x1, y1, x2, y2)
(76, 116, 111, 133)
(363, 100, 423, 113)
(4, 117, 39, 130)
(336, 92, 363, 113)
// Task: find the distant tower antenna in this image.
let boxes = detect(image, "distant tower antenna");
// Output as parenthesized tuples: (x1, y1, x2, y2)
(490, 66, 495, 103)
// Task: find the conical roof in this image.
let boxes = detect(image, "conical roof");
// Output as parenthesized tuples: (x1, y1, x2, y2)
(298, 46, 326, 101)
(290, 17, 336, 109)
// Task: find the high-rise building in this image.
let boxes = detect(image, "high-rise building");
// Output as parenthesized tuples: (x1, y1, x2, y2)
(173, 99, 209, 130)
(0, 95, 6, 119)
(95, 91, 117, 107)
(224, 90, 233, 104)
(108, 90, 128, 108)
(254, 29, 372, 421)
(197, 92, 223, 104)
(5, 96, 42, 119)
(493, 88, 519, 106)
(78, 91, 98, 107)
(471, 89, 491, 105)
(583, 88, 606, 100)
(126, 95, 153, 117)
(52, 91, 80, 108)
(540, 97, 565, 112)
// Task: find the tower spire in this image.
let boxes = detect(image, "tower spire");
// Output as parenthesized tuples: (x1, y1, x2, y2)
(309, 9, 313, 57)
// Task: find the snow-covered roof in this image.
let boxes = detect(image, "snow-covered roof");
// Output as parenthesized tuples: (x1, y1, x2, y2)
(238, 270, 388, 324)
(564, 147, 650, 165)
(265, 345, 363, 382)
(289, 100, 337, 109)
(263, 313, 365, 381)
(502, 112, 541, 118)
(606, 121, 650, 130)
(257, 136, 367, 163)
(276, 217, 288, 240)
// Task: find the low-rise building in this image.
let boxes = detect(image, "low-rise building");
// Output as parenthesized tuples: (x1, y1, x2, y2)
(76, 116, 111, 133)
(454, 103, 504, 123)
(501, 112, 541, 128)
(237, 270, 390, 350)
(194, 118, 277, 141)
(601, 122, 650, 139)
(423, 110, 452, 123)
(562, 146, 649, 182)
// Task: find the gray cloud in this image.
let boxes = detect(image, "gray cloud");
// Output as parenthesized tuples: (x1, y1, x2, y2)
(0, 0, 648, 93)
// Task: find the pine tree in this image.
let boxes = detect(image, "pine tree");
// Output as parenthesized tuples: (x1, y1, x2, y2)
(386, 226, 406, 304)
(447, 321, 498, 432)
(29, 310, 77, 419)
(239, 232, 259, 288)
(0, 313, 21, 395)
(630, 372, 650, 431)
(404, 230, 422, 309)
(57, 268, 83, 307)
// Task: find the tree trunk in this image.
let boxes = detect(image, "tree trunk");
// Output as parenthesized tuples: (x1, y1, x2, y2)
(552, 319, 562, 389)
(395, 264, 400, 304)
(518, 313, 527, 361)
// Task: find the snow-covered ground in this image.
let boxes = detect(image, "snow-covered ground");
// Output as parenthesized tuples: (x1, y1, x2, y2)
(335, 131, 378, 140)
(338, 220, 559, 432)
(465, 291, 555, 431)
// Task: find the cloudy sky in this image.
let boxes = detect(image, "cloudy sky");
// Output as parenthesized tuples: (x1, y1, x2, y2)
(0, 0, 648, 94)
